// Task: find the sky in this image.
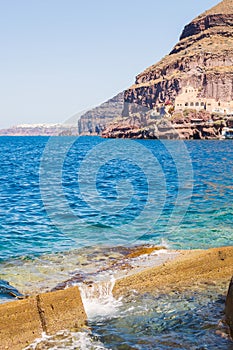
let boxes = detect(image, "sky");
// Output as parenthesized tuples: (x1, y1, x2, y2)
(0, 0, 219, 128)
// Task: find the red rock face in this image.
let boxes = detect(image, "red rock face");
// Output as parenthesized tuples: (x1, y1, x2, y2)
(123, 0, 233, 115)
(79, 1, 233, 138)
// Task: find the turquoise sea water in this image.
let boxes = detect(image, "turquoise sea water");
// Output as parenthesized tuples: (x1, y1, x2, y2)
(1, 136, 233, 349)
(1, 136, 233, 260)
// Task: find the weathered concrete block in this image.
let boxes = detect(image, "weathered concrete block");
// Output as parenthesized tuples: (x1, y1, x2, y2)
(38, 286, 87, 334)
(0, 297, 43, 350)
(0, 286, 87, 349)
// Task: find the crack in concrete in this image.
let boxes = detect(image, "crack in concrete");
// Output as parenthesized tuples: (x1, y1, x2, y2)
(36, 295, 48, 333)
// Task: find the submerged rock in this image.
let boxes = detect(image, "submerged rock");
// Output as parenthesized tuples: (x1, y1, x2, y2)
(225, 276, 233, 338)
(0, 279, 23, 299)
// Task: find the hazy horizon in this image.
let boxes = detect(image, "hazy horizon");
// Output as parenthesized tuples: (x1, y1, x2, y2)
(0, 0, 219, 128)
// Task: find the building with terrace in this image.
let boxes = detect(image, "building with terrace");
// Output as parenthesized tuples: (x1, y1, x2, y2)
(175, 85, 233, 115)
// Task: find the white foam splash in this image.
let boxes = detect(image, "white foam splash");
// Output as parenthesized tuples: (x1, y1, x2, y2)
(79, 277, 122, 321)
(24, 330, 107, 350)
(159, 238, 171, 249)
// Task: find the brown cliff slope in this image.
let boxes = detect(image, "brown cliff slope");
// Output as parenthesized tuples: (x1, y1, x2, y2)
(123, 0, 233, 114)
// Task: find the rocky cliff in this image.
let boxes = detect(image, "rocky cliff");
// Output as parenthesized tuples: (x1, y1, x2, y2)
(79, 0, 233, 139)
(123, 0, 233, 114)
(78, 92, 124, 135)
(103, 111, 233, 139)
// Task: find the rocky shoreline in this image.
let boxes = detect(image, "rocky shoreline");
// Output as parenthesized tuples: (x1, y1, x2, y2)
(1, 246, 233, 348)
(101, 109, 233, 140)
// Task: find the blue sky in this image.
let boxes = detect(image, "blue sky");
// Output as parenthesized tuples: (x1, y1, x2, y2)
(0, 0, 219, 128)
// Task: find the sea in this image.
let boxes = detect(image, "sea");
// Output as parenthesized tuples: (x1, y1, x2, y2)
(0, 136, 233, 349)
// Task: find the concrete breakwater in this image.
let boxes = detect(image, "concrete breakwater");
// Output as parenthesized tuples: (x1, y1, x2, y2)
(0, 286, 87, 350)
(1, 246, 233, 349)
(113, 246, 233, 296)
(113, 246, 233, 339)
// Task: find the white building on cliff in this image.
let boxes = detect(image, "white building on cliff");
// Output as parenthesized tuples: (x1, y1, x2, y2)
(175, 85, 233, 114)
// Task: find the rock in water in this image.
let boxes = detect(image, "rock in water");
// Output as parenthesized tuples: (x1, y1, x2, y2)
(225, 276, 233, 338)
(0, 280, 23, 299)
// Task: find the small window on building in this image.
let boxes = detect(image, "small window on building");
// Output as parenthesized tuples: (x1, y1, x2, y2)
(185, 102, 188, 106)
(185, 90, 187, 93)
(218, 102, 221, 106)
(207, 103, 211, 106)
(190, 102, 194, 106)
(195, 102, 199, 106)
(201, 102, 205, 106)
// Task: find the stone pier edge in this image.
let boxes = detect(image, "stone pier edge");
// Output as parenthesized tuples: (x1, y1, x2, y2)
(0, 286, 87, 350)
(1, 246, 233, 349)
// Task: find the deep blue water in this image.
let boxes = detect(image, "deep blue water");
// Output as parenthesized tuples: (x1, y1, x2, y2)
(0, 136, 233, 262)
